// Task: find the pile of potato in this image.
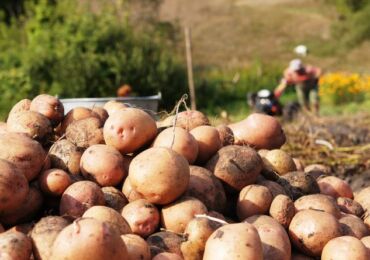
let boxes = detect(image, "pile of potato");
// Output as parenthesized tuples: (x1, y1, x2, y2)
(1, 94, 370, 260)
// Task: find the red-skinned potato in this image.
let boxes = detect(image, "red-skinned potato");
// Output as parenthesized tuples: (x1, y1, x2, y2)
(152, 127, 198, 164)
(103, 100, 129, 116)
(121, 199, 160, 238)
(80, 144, 127, 187)
(59, 181, 105, 219)
(0, 230, 32, 260)
(321, 236, 369, 260)
(30, 94, 64, 126)
(38, 169, 72, 197)
(122, 178, 145, 202)
(49, 139, 82, 175)
(60, 107, 100, 133)
(121, 234, 151, 260)
(318, 176, 353, 199)
(146, 231, 184, 257)
(269, 194, 295, 228)
(104, 108, 157, 154)
(51, 218, 128, 260)
(216, 124, 234, 146)
(339, 214, 369, 239)
(174, 110, 210, 130)
(203, 223, 263, 260)
(102, 186, 128, 212)
(294, 194, 341, 218)
(229, 113, 286, 149)
(161, 197, 208, 233)
(337, 197, 364, 217)
(128, 147, 189, 205)
(288, 209, 341, 257)
(190, 125, 221, 164)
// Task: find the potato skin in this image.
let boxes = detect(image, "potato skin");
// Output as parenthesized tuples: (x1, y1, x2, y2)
(51, 218, 128, 260)
(121, 234, 151, 260)
(0, 230, 32, 260)
(294, 194, 341, 218)
(128, 147, 190, 205)
(277, 171, 320, 200)
(38, 168, 72, 196)
(360, 236, 370, 250)
(354, 186, 370, 211)
(152, 252, 183, 260)
(190, 126, 221, 164)
(0, 133, 47, 181)
(337, 197, 364, 217)
(103, 108, 158, 154)
(59, 181, 105, 219)
(237, 185, 273, 220)
(318, 176, 353, 199)
(30, 216, 70, 260)
(91, 107, 109, 124)
(269, 194, 296, 228)
(264, 149, 297, 176)
(80, 144, 127, 187)
(60, 107, 100, 133)
(0, 159, 29, 215)
(66, 117, 104, 149)
(30, 94, 64, 127)
(8, 99, 31, 119)
(122, 178, 145, 202)
(339, 214, 369, 239)
(203, 223, 263, 260)
(102, 186, 128, 212)
(146, 231, 184, 257)
(49, 139, 82, 175)
(103, 100, 129, 116)
(288, 209, 341, 257)
(257, 179, 287, 198)
(321, 236, 370, 260)
(175, 110, 210, 131)
(206, 145, 263, 191)
(121, 199, 160, 238)
(216, 124, 234, 146)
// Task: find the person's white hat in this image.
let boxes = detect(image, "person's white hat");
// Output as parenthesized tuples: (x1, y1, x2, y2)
(294, 45, 308, 56)
(289, 59, 304, 71)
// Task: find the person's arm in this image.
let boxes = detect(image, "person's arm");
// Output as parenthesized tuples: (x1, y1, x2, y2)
(274, 79, 288, 98)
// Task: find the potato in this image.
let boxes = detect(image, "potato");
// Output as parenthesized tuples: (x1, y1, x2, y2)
(60, 107, 100, 133)
(128, 147, 189, 205)
(175, 110, 210, 130)
(91, 107, 109, 124)
(337, 197, 364, 217)
(0, 133, 47, 181)
(104, 108, 158, 154)
(66, 117, 104, 149)
(216, 124, 234, 146)
(229, 113, 286, 149)
(9, 223, 34, 235)
(153, 252, 183, 260)
(257, 179, 287, 198)
(360, 236, 370, 250)
(121, 199, 160, 238)
(0, 122, 7, 134)
(269, 194, 296, 228)
(288, 209, 341, 256)
(51, 218, 128, 260)
(38, 168, 72, 197)
(152, 127, 198, 164)
(49, 139, 82, 175)
(245, 215, 291, 260)
(276, 171, 320, 200)
(8, 99, 31, 119)
(103, 100, 129, 116)
(181, 217, 224, 260)
(237, 185, 273, 220)
(102, 186, 128, 212)
(318, 176, 353, 199)
(294, 194, 341, 218)
(354, 186, 370, 211)
(122, 177, 145, 202)
(304, 163, 331, 175)
(184, 166, 226, 212)
(161, 197, 208, 233)
(321, 236, 369, 260)
(0, 230, 32, 260)
(190, 126, 221, 164)
(83, 205, 131, 234)
(121, 234, 151, 260)
(30, 216, 70, 260)
(147, 231, 184, 257)
(263, 149, 297, 176)
(293, 158, 305, 171)
(0, 185, 43, 226)
(59, 181, 105, 219)
(206, 145, 263, 191)
(0, 159, 29, 215)
(30, 94, 64, 127)
(203, 223, 263, 260)
(80, 144, 127, 186)
(339, 214, 369, 239)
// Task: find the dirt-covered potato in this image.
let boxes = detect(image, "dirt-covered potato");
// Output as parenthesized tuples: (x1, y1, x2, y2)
(30, 94, 64, 127)
(206, 145, 263, 191)
(237, 185, 273, 220)
(276, 171, 320, 200)
(122, 178, 145, 202)
(128, 147, 190, 205)
(339, 214, 369, 239)
(104, 108, 158, 154)
(102, 186, 128, 212)
(0, 159, 29, 216)
(152, 127, 199, 164)
(49, 139, 82, 175)
(181, 217, 224, 260)
(321, 236, 369, 260)
(0, 230, 32, 259)
(288, 209, 341, 257)
(59, 181, 105, 219)
(174, 110, 210, 131)
(60, 107, 100, 133)
(103, 100, 129, 116)
(318, 176, 353, 199)
(91, 107, 109, 124)
(147, 231, 184, 257)
(216, 124, 234, 146)
(269, 194, 296, 228)
(83, 205, 131, 234)
(121, 199, 160, 238)
(257, 179, 287, 198)
(304, 164, 330, 180)
(184, 166, 226, 213)
(203, 223, 263, 260)
(38, 168, 72, 197)
(31, 216, 71, 260)
(66, 117, 104, 149)
(294, 194, 341, 218)
(161, 197, 208, 233)
(51, 218, 128, 260)
(80, 144, 127, 186)
(263, 149, 297, 176)
(337, 197, 364, 217)
(121, 234, 151, 260)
